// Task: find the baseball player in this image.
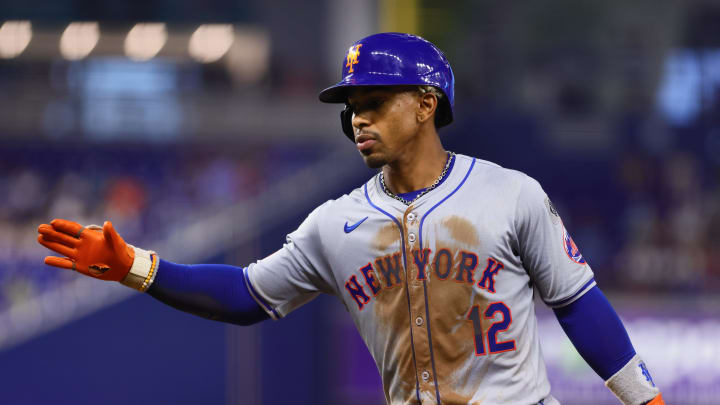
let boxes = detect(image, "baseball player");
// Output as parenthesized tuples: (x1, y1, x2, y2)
(37, 33, 663, 405)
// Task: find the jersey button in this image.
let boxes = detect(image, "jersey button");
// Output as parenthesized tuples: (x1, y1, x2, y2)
(415, 316, 424, 326)
(408, 233, 416, 242)
(407, 212, 416, 221)
(421, 371, 430, 381)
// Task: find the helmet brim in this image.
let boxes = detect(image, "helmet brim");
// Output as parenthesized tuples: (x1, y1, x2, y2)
(320, 84, 449, 104)
(319, 73, 444, 104)
(319, 82, 409, 104)
(318, 84, 349, 104)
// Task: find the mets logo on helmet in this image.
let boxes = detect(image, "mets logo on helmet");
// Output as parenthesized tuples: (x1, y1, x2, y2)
(562, 225, 586, 265)
(346, 44, 363, 73)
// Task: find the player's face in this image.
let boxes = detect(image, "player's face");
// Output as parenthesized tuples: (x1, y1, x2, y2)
(347, 86, 424, 168)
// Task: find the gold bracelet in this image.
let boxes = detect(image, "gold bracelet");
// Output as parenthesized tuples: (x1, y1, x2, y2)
(140, 254, 158, 292)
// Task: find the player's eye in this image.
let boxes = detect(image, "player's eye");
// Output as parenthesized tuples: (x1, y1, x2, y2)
(352, 97, 385, 114)
(368, 99, 384, 110)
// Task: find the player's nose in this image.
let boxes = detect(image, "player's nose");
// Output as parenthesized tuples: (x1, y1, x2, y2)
(351, 111, 371, 134)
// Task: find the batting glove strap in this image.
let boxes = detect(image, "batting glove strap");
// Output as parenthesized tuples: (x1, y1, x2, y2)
(605, 354, 662, 405)
(120, 246, 158, 292)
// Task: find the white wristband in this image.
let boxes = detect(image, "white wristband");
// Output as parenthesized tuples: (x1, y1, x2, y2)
(120, 246, 158, 292)
(605, 354, 660, 405)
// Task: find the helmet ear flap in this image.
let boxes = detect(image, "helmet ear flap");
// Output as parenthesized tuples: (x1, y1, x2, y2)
(341, 105, 354, 141)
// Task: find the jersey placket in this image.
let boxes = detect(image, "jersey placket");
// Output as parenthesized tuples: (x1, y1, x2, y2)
(403, 205, 440, 402)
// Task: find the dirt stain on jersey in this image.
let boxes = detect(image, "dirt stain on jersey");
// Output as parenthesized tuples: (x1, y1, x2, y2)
(372, 259, 416, 403)
(426, 241, 492, 403)
(371, 223, 487, 403)
(442, 216, 480, 246)
(373, 221, 401, 252)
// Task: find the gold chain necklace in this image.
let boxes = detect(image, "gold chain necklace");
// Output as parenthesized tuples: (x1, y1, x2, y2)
(379, 151, 455, 206)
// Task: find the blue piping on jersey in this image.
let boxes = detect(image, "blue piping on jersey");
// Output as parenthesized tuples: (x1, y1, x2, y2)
(243, 267, 281, 319)
(545, 277, 596, 307)
(418, 158, 477, 235)
(364, 182, 422, 404)
(417, 157, 476, 405)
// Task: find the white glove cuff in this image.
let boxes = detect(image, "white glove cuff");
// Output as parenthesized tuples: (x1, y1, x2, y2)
(605, 354, 660, 405)
(120, 246, 158, 292)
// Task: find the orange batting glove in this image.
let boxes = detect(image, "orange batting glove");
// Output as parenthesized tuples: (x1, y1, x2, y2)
(37, 219, 158, 291)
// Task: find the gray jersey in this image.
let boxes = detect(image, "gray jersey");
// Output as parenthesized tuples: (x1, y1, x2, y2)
(245, 154, 595, 405)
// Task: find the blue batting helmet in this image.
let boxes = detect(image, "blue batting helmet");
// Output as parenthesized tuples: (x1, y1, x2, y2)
(319, 32, 455, 141)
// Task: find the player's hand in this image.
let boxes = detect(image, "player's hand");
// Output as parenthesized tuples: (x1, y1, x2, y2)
(37, 219, 135, 282)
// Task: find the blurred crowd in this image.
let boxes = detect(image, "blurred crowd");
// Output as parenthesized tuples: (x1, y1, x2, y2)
(0, 141, 325, 313)
(614, 148, 720, 293)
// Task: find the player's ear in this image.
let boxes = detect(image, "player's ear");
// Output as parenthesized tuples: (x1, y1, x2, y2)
(417, 91, 438, 124)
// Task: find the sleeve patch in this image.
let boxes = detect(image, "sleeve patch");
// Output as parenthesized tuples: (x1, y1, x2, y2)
(562, 225, 586, 265)
(545, 197, 560, 224)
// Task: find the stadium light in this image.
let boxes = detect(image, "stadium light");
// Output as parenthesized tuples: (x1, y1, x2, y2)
(225, 28, 270, 83)
(124, 23, 167, 61)
(60, 22, 100, 60)
(0, 21, 32, 59)
(188, 24, 234, 63)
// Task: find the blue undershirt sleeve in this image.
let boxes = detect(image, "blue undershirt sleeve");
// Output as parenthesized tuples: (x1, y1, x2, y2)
(146, 259, 270, 326)
(552, 285, 636, 380)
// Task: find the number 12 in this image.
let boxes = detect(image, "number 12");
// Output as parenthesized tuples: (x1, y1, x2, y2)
(466, 301, 516, 356)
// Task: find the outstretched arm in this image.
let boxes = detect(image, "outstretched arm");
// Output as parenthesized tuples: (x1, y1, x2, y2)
(147, 260, 269, 325)
(554, 285, 664, 405)
(37, 218, 269, 326)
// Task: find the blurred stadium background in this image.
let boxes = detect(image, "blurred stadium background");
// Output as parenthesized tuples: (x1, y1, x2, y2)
(1, 1, 719, 404)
